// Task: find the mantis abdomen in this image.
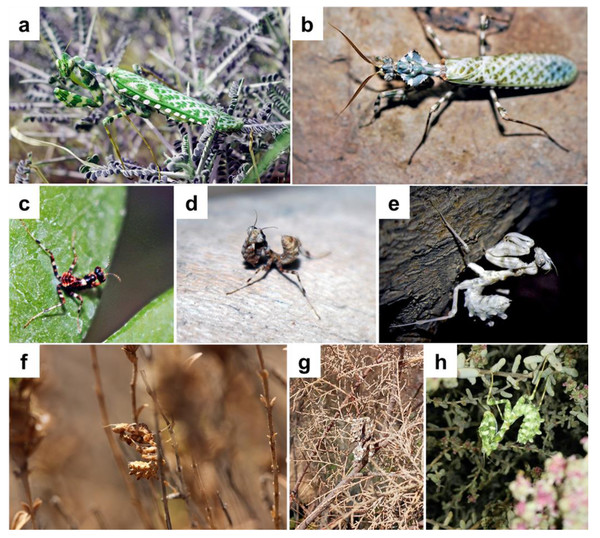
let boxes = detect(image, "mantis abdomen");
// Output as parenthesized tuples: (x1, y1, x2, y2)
(108, 68, 244, 132)
(443, 53, 577, 88)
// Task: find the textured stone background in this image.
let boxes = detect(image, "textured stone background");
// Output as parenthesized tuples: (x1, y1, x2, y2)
(177, 186, 376, 343)
(293, 7, 587, 184)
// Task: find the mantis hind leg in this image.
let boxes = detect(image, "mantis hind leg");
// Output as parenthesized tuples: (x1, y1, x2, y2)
(121, 114, 162, 181)
(102, 109, 131, 171)
(23, 286, 66, 328)
(277, 266, 321, 320)
(477, 14, 565, 151)
(488, 88, 569, 152)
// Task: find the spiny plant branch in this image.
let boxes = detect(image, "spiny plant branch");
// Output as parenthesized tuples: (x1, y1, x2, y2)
(296, 457, 371, 530)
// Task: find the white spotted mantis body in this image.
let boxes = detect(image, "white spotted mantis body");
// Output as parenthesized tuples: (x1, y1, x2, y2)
(391, 231, 556, 330)
(332, 12, 578, 163)
(48, 52, 245, 178)
(51, 54, 243, 129)
(479, 368, 545, 456)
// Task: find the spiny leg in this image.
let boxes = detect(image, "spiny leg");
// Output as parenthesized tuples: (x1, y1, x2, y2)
(54, 87, 103, 108)
(226, 262, 272, 295)
(24, 285, 66, 328)
(276, 265, 321, 320)
(53, 57, 105, 108)
(488, 88, 569, 152)
(409, 89, 455, 164)
(20, 220, 61, 280)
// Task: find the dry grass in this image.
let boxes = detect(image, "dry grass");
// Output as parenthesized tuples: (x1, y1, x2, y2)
(290, 345, 423, 529)
(9, 345, 287, 529)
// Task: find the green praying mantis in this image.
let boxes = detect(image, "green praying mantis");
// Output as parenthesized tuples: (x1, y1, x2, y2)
(11, 8, 290, 183)
(47, 51, 244, 179)
(478, 369, 545, 456)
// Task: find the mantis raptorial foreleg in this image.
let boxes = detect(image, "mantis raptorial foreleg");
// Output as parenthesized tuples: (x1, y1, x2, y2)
(478, 373, 544, 456)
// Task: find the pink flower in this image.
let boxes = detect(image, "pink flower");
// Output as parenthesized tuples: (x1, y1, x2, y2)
(535, 481, 556, 511)
(546, 454, 566, 482)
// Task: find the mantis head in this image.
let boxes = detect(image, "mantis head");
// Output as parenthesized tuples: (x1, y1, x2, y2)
(56, 52, 75, 75)
(330, 24, 442, 113)
(380, 51, 441, 87)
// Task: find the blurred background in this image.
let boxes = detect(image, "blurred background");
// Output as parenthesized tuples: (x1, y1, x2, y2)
(86, 186, 173, 342)
(10, 345, 287, 529)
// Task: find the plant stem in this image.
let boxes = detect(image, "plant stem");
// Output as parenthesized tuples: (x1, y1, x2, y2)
(153, 409, 172, 530)
(89, 346, 154, 529)
(19, 464, 38, 529)
(122, 345, 140, 423)
(296, 458, 368, 530)
(255, 345, 282, 529)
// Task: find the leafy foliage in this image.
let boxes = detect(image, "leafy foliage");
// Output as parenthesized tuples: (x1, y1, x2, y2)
(426, 345, 587, 530)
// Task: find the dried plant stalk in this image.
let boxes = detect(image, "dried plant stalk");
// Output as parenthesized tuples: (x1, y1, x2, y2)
(122, 345, 141, 423)
(290, 345, 424, 530)
(255, 345, 282, 529)
(9, 379, 45, 530)
(89, 345, 154, 529)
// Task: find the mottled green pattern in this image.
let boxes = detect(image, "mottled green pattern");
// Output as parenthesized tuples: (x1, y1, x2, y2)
(109, 68, 244, 131)
(514, 396, 543, 444)
(479, 410, 501, 456)
(479, 394, 543, 456)
(444, 54, 577, 88)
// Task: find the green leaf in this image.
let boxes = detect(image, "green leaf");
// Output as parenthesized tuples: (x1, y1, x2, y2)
(105, 288, 174, 343)
(10, 187, 127, 343)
